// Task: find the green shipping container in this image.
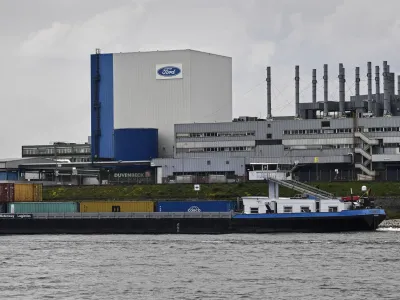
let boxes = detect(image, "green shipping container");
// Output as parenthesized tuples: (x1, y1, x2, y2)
(7, 202, 79, 213)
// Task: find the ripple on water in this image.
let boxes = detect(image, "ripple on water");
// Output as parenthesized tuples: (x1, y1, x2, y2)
(0, 232, 399, 300)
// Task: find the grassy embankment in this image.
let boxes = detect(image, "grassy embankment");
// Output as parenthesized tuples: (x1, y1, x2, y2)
(43, 182, 400, 218)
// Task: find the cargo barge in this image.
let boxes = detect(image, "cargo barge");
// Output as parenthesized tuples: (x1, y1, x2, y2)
(0, 208, 386, 234)
(0, 181, 386, 234)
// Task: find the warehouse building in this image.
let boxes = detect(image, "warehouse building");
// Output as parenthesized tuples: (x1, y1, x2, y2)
(91, 49, 232, 161)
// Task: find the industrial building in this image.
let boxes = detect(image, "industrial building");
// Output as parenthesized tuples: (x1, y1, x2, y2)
(22, 142, 91, 163)
(8, 51, 400, 185)
(91, 49, 232, 161)
(152, 60, 400, 183)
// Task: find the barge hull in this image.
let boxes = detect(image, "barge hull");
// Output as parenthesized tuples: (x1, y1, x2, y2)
(0, 210, 386, 234)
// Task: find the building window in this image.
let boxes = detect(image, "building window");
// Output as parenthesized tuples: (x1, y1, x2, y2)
(226, 161, 229, 165)
(267, 124, 271, 128)
(250, 207, 259, 214)
(328, 206, 338, 212)
(207, 160, 211, 165)
(266, 134, 272, 139)
(300, 206, 311, 213)
(321, 121, 330, 128)
(283, 206, 292, 213)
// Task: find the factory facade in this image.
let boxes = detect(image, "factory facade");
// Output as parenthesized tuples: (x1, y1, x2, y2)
(14, 51, 400, 185)
(151, 59, 400, 183)
(91, 49, 232, 161)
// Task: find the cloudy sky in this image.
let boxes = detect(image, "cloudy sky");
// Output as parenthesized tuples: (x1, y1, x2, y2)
(1, 0, 400, 157)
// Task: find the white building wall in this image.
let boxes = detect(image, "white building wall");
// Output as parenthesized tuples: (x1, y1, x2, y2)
(113, 50, 232, 157)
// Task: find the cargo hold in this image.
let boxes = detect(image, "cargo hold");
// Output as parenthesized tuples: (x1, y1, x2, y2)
(80, 201, 154, 213)
(7, 202, 79, 213)
(156, 200, 236, 212)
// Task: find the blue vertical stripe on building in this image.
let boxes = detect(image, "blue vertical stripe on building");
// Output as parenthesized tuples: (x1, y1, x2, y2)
(91, 53, 114, 160)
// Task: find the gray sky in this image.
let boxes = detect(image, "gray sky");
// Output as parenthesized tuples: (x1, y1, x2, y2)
(1, 0, 400, 157)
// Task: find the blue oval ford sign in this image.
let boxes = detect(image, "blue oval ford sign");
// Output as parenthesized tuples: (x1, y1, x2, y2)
(157, 66, 181, 77)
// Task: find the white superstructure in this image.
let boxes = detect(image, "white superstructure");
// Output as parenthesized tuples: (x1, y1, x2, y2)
(242, 197, 353, 214)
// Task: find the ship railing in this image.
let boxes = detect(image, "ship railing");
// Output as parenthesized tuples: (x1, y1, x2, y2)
(27, 212, 234, 219)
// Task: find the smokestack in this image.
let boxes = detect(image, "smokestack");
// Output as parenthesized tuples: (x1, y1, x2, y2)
(383, 61, 390, 115)
(312, 69, 317, 103)
(355, 67, 360, 99)
(398, 75, 400, 96)
(323, 64, 328, 117)
(375, 66, 380, 103)
(339, 63, 345, 117)
(295, 65, 300, 118)
(367, 62, 372, 113)
(266, 66, 272, 119)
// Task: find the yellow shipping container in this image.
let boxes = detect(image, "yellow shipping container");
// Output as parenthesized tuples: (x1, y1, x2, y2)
(80, 201, 154, 213)
(14, 183, 43, 202)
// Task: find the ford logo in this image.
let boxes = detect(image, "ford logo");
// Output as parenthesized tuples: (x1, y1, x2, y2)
(157, 66, 181, 77)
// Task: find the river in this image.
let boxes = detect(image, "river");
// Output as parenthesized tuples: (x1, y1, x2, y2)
(0, 231, 399, 299)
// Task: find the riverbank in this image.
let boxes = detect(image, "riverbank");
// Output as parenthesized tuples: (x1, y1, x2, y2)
(42, 182, 400, 201)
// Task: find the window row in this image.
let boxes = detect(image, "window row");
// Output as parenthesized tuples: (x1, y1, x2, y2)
(176, 131, 256, 138)
(284, 128, 353, 135)
(284, 127, 400, 135)
(284, 144, 355, 151)
(23, 147, 90, 156)
(177, 146, 255, 153)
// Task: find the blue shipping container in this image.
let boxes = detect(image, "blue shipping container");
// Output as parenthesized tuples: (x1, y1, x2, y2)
(156, 200, 236, 212)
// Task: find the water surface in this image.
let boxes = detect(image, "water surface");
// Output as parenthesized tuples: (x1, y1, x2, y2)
(0, 231, 399, 299)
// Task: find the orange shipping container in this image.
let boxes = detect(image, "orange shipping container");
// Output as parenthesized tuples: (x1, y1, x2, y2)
(14, 183, 43, 202)
(80, 201, 154, 213)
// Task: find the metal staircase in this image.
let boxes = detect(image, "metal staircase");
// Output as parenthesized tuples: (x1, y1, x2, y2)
(354, 132, 377, 179)
(267, 177, 334, 200)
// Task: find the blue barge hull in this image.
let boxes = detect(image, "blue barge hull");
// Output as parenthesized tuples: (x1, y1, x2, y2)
(0, 209, 386, 234)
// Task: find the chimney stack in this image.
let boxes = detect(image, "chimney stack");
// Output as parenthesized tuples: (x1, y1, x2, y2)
(355, 67, 360, 100)
(367, 62, 373, 113)
(312, 69, 317, 103)
(375, 66, 380, 116)
(398, 75, 400, 96)
(266, 66, 272, 119)
(323, 64, 328, 117)
(383, 61, 391, 115)
(295, 65, 300, 118)
(339, 63, 345, 117)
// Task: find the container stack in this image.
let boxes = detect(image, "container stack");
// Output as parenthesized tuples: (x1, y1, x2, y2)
(0, 182, 43, 213)
(1, 184, 238, 214)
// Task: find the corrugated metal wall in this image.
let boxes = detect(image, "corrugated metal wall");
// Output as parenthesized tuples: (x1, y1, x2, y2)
(0, 172, 18, 181)
(152, 157, 246, 176)
(114, 128, 158, 161)
(91, 53, 114, 160)
(112, 50, 232, 157)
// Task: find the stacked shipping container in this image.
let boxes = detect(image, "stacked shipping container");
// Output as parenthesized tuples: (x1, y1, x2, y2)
(0, 183, 43, 202)
(1, 194, 236, 213)
(156, 200, 236, 212)
(80, 201, 154, 213)
(8, 202, 79, 213)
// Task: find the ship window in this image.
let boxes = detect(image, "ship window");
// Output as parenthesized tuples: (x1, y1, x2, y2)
(328, 206, 338, 212)
(283, 206, 292, 213)
(300, 206, 311, 212)
(250, 207, 259, 214)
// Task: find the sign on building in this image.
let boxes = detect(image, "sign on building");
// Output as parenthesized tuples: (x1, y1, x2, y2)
(156, 63, 183, 80)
